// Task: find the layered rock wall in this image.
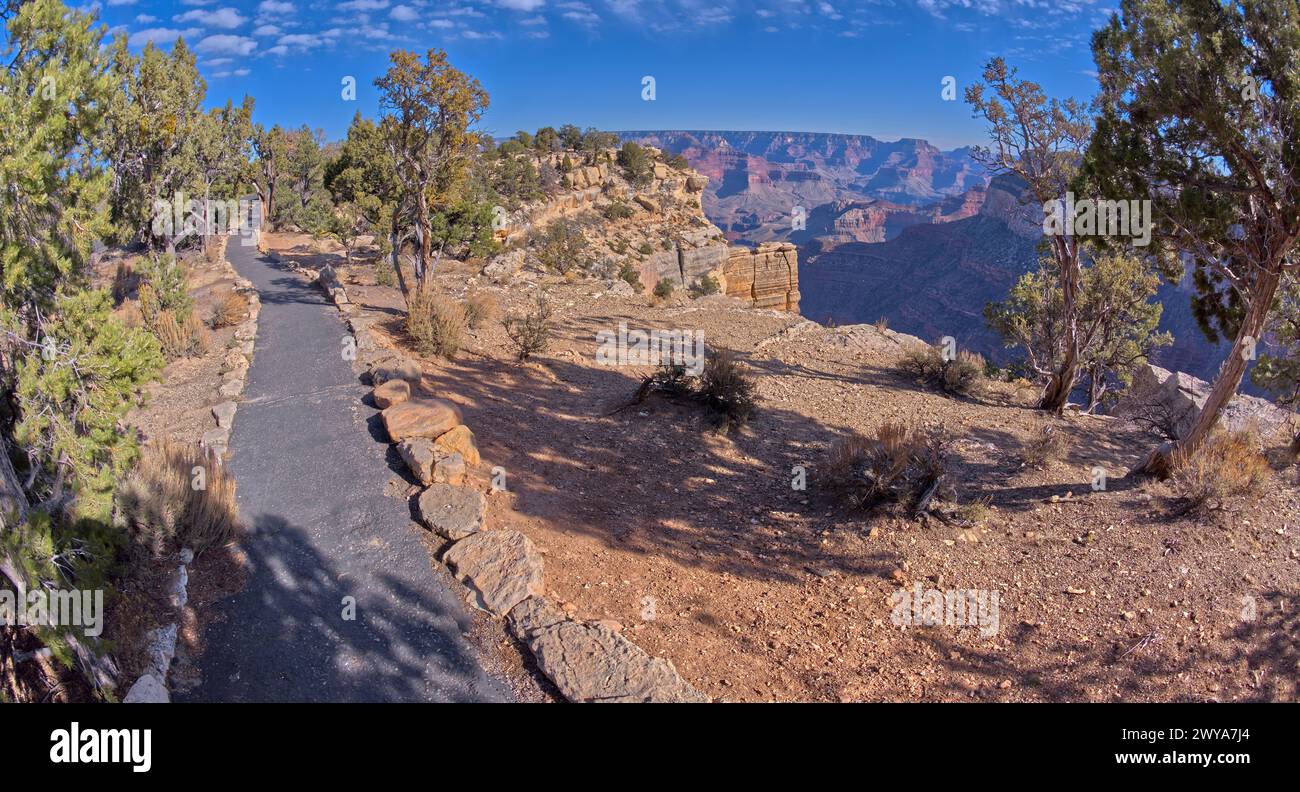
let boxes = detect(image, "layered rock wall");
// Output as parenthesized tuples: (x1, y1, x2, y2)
(723, 242, 800, 312)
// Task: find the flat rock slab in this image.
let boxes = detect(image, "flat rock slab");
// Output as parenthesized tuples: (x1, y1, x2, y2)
(442, 530, 542, 615)
(382, 398, 461, 443)
(434, 424, 481, 466)
(370, 357, 422, 386)
(373, 379, 411, 409)
(522, 615, 708, 703)
(418, 483, 486, 540)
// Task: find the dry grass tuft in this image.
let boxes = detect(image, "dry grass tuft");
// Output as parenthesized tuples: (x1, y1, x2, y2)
(1021, 422, 1072, 468)
(1170, 429, 1270, 513)
(115, 440, 240, 560)
(463, 291, 499, 329)
(407, 284, 467, 358)
(824, 420, 948, 510)
(210, 292, 248, 329)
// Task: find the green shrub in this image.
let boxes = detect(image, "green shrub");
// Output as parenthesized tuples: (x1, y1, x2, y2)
(534, 219, 589, 274)
(698, 349, 756, 430)
(899, 342, 986, 397)
(602, 200, 634, 221)
(653, 277, 675, 301)
(618, 261, 643, 291)
(692, 274, 721, 297)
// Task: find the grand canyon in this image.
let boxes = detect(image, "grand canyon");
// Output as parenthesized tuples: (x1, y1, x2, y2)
(624, 130, 1233, 382)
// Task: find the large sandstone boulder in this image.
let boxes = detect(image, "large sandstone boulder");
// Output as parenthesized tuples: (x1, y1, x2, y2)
(381, 398, 462, 442)
(507, 597, 708, 703)
(442, 530, 543, 615)
(418, 483, 486, 540)
(1114, 363, 1293, 440)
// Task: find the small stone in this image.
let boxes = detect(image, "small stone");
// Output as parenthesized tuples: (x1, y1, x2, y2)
(417, 483, 486, 540)
(433, 424, 481, 466)
(398, 438, 438, 485)
(373, 379, 411, 410)
(201, 427, 229, 456)
(212, 401, 237, 429)
(219, 378, 243, 398)
(888, 569, 907, 586)
(123, 673, 169, 703)
(433, 452, 466, 486)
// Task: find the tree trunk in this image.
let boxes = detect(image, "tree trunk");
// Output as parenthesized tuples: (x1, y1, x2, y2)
(1038, 237, 1083, 413)
(1138, 267, 1282, 476)
(389, 217, 410, 304)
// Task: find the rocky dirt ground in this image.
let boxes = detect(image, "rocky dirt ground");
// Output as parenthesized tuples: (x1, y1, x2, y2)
(91, 245, 250, 695)
(267, 230, 1300, 703)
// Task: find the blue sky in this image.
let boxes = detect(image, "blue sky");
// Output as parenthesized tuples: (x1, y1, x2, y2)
(88, 0, 1116, 149)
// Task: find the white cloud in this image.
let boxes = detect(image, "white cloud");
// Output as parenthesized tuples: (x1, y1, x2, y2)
(174, 7, 248, 29)
(128, 27, 200, 47)
(134, 14, 157, 23)
(390, 4, 419, 21)
(264, 44, 290, 56)
(253, 24, 283, 36)
(106, 0, 137, 6)
(338, 0, 389, 10)
(558, 1, 599, 26)
(194, 34, 258, 56)
(428, 18, 455, 28)
(258, 0, 296, 14)
(497, 0, 545, 10)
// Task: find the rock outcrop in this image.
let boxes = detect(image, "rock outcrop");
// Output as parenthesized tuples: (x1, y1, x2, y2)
(1113, 363, 1294, 440)
(723, 242, 801, 312)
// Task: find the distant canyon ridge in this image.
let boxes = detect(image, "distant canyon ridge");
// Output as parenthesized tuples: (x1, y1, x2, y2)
(621, 130, 1231, 383)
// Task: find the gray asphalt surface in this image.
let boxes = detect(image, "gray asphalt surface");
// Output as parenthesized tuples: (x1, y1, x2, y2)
(181, 231, 511, 702)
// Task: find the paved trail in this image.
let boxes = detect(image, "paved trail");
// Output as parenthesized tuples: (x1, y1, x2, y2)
(183, 235, 510, 702)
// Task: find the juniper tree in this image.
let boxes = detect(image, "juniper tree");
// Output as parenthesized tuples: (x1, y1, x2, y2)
(1086, 0, 1300, 473)
(375, 49, 489, 296)
(966, 58, 1093, 413)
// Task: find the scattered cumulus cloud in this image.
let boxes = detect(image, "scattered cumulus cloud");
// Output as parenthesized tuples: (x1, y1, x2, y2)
(173, 7, 248, 29)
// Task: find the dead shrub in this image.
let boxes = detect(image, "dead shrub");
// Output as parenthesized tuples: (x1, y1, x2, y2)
(899, 342, 986, 397)
(825, 421, 948, 510)
(114, 440, 240, 561)
(502, 295, 553, 362)
(1170, 429, 1270, 513)
(697, 348, 756, 430)
(1021, 423, 1071, 468)
(210, 291, 248, 329)
(626, 350, 757, 431)
(463, 292, 499, 329)
(407, 285, 466, 358)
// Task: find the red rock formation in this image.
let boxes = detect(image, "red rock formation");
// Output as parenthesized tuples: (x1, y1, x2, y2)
(723, 243, 800, 312)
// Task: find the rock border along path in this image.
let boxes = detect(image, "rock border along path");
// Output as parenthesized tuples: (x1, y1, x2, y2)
(335, 269, 707, 703)
(180, 232, 511, 703)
